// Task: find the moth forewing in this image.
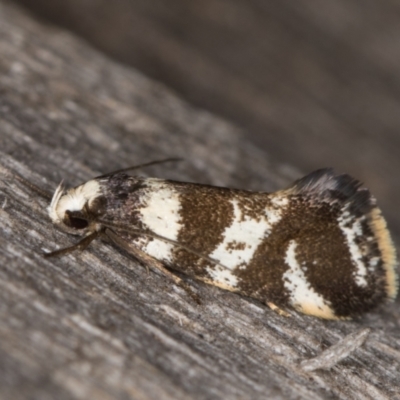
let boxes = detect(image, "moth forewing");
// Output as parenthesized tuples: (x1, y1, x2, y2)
(46, 167, 398, 320)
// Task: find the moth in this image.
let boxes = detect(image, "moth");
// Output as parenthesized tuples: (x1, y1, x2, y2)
(40, 160, 398, 319)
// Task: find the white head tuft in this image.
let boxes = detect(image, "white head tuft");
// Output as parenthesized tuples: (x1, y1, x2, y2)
(48, 179, 102, 225)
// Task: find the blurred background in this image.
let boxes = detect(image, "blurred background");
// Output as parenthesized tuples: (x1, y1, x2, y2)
(12, 0, 400, 235)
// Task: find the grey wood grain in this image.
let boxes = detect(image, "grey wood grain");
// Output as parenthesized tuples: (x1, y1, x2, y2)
(1, 3, 400, 399)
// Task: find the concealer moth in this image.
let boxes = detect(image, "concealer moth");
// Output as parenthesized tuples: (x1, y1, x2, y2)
(44, 162, 398, 319)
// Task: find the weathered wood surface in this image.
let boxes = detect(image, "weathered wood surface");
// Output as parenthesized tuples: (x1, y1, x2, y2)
(14, 0, 400, 239)
(0, 2, 400, 399)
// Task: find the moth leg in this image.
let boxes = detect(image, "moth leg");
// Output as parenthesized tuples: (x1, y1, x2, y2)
(267, 302, 291, 317)
(104, 229, 201, 304)
(44, 230, 101, 258)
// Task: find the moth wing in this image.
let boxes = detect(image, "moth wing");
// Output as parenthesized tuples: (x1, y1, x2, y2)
(286, 168, 369, 207)
(285, 168, 398, 305)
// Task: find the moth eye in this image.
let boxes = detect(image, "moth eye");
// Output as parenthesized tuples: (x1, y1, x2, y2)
(69, 217, 89, 230)
(64, 211, 89, 230)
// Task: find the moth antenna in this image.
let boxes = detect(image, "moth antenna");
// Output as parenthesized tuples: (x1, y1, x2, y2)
(98, 220, 228, 270)
(95, 157, 183, 179)
(9, 170, 52, 200)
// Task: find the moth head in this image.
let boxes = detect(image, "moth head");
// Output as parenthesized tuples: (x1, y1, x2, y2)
(48, 179, 106, 235)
